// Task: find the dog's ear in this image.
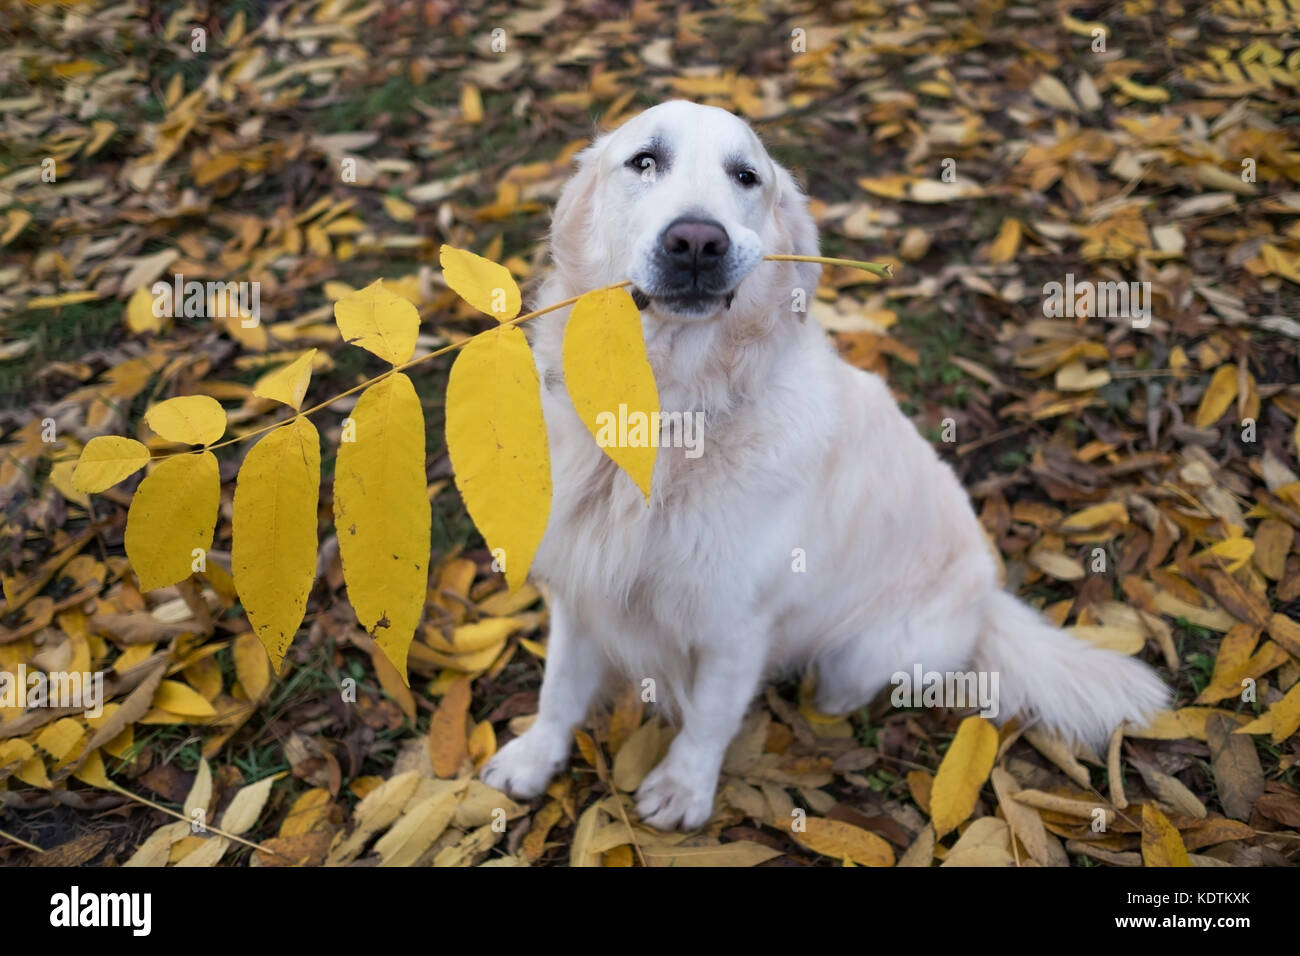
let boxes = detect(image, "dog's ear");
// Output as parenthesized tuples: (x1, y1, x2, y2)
(549, 141, 604, 283)
(771, 162, 821, 309)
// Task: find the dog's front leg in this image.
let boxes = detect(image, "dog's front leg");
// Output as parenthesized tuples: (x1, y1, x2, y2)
(636, 635, 767, 831)
(480, 598, 605, 798)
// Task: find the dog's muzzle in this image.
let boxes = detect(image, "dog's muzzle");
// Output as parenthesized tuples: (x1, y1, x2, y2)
(637, 216, 738, 315)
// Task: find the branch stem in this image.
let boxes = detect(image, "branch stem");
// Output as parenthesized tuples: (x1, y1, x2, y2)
(132, 254, 892, 460)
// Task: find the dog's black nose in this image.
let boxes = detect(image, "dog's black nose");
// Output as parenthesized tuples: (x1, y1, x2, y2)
(660, 218, 730, 268)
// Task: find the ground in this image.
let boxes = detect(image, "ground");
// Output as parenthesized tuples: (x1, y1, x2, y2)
(1, 0, 1299, 868)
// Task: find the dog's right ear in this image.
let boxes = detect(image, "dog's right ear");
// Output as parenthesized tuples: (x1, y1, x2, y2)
(548, 141, 604, 285)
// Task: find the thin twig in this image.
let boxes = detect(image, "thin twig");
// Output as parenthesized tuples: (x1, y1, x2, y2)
(106, 782, 293, 862)
(766, 253, 893, 277)
(0, 828, 44, 853)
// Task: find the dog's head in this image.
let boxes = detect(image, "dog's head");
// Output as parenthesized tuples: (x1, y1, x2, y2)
(549, 100, 819, 324)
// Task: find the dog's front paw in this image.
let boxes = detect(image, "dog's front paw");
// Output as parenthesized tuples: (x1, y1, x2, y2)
(480, 726, 570, 799)
(635, 760, 717, 831)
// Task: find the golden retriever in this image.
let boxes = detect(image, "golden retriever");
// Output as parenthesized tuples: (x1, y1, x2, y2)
(480, 101, 1167, 831)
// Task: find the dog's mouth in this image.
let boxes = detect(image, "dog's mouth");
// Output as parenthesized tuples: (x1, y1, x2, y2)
(631, 287, 736, 315)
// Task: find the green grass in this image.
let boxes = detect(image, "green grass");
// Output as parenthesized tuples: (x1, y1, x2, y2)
(889, 303, 981, 420)
(0, 301, 123, 405)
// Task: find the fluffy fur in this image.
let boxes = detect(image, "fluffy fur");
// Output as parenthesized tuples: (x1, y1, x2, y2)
(479, 101, 1168, 830)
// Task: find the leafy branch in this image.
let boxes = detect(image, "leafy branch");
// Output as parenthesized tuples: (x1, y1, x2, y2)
(70, 247, 893, 688)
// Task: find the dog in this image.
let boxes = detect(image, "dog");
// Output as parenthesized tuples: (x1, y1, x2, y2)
(479, 100, 1169, 831)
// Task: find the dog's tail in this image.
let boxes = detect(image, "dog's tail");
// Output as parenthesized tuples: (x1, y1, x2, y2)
(974, 590, 1169, 750)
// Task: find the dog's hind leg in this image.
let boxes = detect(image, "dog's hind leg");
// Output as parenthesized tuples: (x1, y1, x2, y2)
(480, 597, 607, 798)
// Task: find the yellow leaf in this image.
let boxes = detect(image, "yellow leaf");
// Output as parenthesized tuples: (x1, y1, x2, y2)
(1030, 75, 1078, 113)
(73, 749, 114, 789)
(280, 788, 331, 837)
(1060, 501, 1128, 531)
(1131, 707, 1245, 741)
(184, 759, 212, 820)
(126, 286, 165, 334)
(234, 631, 271, 701)
(323, 216, 365, 235)
(1198, 537, 1253, 573)
(145, 395, 227, 446)
(445, 326, 551, 591)
(444, 617, 526, 654)
(909, 179, 984, 202)
(1194, 623, 1259, 704)
(428, 675, 470, 777)
(792, 817, 895, 866)
(72, 436, 151, 492)
(2, 209, 31, 246)
(417, 640, 506, 674)
(988, 218, 1023, 263)
(333, 279, 420, 365)
(26, 291, 101, 309)
(439, 245, 522, 320)
(857, 175, 911, 198)
(929, 715, 998, 838)
(468, 719, 496, 766)
(220, 774, 280, 835)
(1233, 713, 1272, 736)
(383, 195, 415, 222)
(124, 452, 220, 591)
(37, 718, 85, 761)
(232, 417, 321, 671)
(562, 287, 660, 501)
(1194, 365, 1239, 428)
(460, 83, 483, 124)
(334, 373, 430, 677)
(49, 456, 88, 508)
(611, 718, 662, 792)
(0, 739, 46, 789)
(1113, 76, 1170, 103)
(1141, 803, 1191, 866)
(1062, 14, 1107, 38)
(1028, 545, 1085, 580)
(194, 152, 240, 186)
(1241, 682, 1300, 744)
(153, 680, 218, 718)
(1068, 624, 1146, 655)
(1054, 361, 1111, 391)
(375, 789, 460, 866)
(641, 841, 782, 867)
(373, 646, 417, 724)
(253, 350, 317, 410)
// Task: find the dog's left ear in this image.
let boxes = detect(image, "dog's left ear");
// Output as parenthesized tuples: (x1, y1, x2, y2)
(548, 142, 603, 285)
(771, 163, 821, 310)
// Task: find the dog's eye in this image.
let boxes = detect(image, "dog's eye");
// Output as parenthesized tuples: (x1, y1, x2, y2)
(627, 151, 658, 174)
(734, 168, 759, 188)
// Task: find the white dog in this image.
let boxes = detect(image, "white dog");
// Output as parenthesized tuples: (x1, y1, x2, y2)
(480, 101, 1168, 831)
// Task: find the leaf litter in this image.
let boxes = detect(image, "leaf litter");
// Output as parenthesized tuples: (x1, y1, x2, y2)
(1, 0, 1299, 866)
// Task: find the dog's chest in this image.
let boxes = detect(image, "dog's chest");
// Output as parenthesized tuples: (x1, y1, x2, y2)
(530, 386, 766, 625)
